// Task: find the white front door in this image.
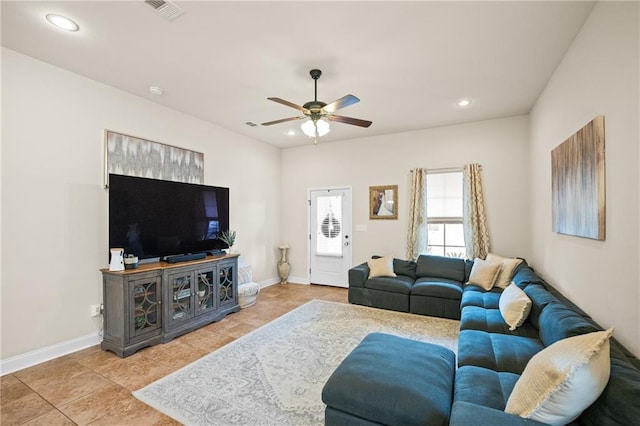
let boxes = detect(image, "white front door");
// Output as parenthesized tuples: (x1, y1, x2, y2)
(309, 188, 352, 287)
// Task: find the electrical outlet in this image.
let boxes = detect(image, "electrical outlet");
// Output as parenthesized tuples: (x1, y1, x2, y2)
(90, 304, 102, 317)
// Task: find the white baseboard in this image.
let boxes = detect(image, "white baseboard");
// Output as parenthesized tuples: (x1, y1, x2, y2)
(258, 276, 310, 288)
(287, 276, 310, 285)
(258, 277, 281, 288)
(0, 332, 102, 376)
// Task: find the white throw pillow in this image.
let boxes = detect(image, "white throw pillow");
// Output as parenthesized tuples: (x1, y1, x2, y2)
(505, 328, 613, 425)
(486, 253, 523, 289)
(499, 282, 532, 330)
(367, 256, 396, 278)
(467, 258, 502, 290)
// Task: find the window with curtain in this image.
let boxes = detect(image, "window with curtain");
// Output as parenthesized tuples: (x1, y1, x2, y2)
(426, 171, 465, 258)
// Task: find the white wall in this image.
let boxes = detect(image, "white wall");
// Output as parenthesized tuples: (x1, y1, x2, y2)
(280, 115, 531, 280)
(529, 2, 639, 355)
(1, 48, 281, 360)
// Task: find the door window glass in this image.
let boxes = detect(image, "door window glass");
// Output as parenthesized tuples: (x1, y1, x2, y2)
(316, 195, 343, 256)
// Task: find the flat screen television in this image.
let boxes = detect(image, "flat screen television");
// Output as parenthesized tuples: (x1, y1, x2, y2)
(109, 174, 230, 261)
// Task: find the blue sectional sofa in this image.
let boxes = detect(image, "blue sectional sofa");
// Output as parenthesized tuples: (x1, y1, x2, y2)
(333, 255, 640, 425)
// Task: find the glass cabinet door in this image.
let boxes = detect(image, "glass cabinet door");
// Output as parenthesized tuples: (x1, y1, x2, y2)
(218, 263, 235, 307)
(130, 276, 161, 338)
(168, 272, 194, 324)
(196, 268, 217, 315)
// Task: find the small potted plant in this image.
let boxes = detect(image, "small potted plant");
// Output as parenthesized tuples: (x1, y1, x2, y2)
(220, 229, 236, 253)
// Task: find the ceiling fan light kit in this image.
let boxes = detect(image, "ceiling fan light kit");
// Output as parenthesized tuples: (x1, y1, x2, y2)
(301, 117, 330, 138)
(262, 69, 372, 144)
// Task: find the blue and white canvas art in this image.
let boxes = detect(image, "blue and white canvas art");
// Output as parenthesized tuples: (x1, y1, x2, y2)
(105, 130, 204, 187)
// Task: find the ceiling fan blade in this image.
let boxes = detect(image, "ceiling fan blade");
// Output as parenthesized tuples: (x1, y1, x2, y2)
(261, 116, 304, 126)
(327, 114, 372, 128)
(322, 94, 360, 113)
(267, 97, 309, 114)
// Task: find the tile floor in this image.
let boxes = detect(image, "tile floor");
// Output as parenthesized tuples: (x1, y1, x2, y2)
(1, 283, 348, 425)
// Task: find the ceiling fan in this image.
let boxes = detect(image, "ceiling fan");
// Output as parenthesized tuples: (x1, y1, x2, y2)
(261, 69, 372, 142)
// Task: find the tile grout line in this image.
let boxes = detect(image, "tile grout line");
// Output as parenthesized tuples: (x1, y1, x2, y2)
(11, 375, 77, 425)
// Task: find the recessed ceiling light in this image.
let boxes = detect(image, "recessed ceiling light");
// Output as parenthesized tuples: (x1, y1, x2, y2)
(286, 130, 297, 136)
(45, 14, 79, 32)
(457, 99, 472, 107)
(149, 86, 164, 96)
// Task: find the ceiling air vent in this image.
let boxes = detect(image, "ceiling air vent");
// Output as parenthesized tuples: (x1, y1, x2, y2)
(143, 0, 185, 21)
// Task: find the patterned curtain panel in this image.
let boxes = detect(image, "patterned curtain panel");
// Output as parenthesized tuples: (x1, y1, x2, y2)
(463, 164, 490, 259)
(406, 168, 428, 260)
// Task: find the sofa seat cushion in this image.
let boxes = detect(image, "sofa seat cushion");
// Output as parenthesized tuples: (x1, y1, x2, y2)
(454, 365, 520, 410)
(322, 332, 456, 426)
(460, 285, 502, 309)
(460, 307, 539, 338)
(449, 401, 549, 426)
(457, 329, 544, 374)
(412, 277, 463, 300)
(416, 254, 466, 282)
(364, 274, 413, 294)
(538, 302, 601, 347)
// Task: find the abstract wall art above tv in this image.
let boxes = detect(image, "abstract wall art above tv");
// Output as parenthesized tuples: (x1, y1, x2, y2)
(551, 116, 605, 240)
(104, 130, 204, 187)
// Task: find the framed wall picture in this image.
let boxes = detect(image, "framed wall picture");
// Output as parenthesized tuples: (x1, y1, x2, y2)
(369, 185, 398, 220)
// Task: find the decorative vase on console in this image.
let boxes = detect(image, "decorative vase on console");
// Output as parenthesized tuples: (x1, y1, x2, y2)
(278, 244, 291, 284)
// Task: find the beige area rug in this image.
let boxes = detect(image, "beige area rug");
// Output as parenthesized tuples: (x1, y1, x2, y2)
(133, 300, 459, 425)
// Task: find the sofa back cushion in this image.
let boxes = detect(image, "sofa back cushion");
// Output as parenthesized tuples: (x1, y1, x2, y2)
(464, 259, 474, 282)
(393, 258, 417, 278)
(416, 254, 466, 282)
(538, 302, 601, 347)
(511, 265, 545, 289)
(523, 284, 560, 329)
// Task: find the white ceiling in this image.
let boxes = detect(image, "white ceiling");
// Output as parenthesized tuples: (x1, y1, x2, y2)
(1, 1, 594, 148)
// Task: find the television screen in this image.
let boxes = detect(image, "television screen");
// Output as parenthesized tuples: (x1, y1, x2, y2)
(109, 174, 230, 260)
